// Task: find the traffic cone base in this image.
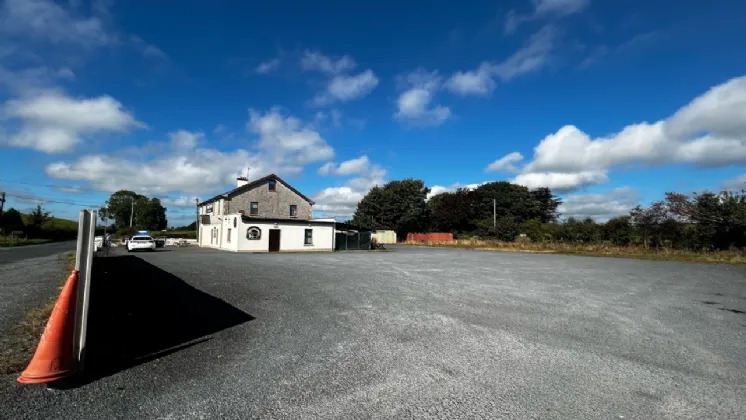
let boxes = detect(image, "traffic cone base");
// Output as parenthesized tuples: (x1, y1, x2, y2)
(17, 270, 79, 385)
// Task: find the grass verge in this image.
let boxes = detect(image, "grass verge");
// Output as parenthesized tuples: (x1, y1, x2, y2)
(0, 238, 54, 247)
(0, 252, 76, 375)
(402, 240, 746, 264)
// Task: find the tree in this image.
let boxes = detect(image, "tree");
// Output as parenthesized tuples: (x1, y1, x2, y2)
(352, 179, 430, 239)
(100, 191, 168, 230)
(0, 208, 24, 234)
(530, 187, 562, 223)
(429, 188, 478, 233)
(27, 204, 51, 238)
(630, 202, 670, 248)
(603, 216, 633, 246)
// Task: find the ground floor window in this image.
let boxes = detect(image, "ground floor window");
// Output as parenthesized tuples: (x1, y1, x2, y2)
(247, 226, 261, 240)
(227, 228, 232, 242)
(304, 229, 313, 245)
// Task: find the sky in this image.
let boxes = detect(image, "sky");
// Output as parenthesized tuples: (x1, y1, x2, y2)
(1, 0, 745, 226)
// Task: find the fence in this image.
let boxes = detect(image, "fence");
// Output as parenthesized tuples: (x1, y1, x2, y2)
(335, 231, 372, 251)
(406, 232, 454, 242)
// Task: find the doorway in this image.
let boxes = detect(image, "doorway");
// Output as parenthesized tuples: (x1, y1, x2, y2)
(268, 229, 281, 252)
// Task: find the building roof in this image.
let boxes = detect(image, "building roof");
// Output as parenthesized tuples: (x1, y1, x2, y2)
(199, 173, 315, 206)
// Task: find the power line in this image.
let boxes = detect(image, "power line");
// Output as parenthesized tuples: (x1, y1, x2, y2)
(4, 193, 103, 208)
(0, 178, 99, 193)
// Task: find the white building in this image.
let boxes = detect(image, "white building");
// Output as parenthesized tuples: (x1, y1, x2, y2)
(198, 174, 335, 252)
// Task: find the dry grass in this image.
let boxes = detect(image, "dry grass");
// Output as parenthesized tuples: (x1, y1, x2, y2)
(0, 237, 53, 247)
(402, 239, 746, 264)
(0, 252, 76, 375)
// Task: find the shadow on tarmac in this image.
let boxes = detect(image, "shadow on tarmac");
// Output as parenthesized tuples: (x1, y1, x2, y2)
(57, 255, 254, 388)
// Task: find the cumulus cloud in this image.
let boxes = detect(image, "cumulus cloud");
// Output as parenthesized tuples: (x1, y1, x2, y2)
(161, 196, 200, 207)
(2, 91, 144, 153)
(558, 187, 640, 221)
(490, 75, 746, 192)
(0, 66, 76, 95)
(318, 155, 370, 176)
(486, 152, 524, 173)
(312, 159, 387, 219)
(313, 70, 379, 106)
(426, 181, 486, 200)
(255, 58, 280, 74)
(0, 0, 113, 47)
(394, 69, 451, 126)
(300, 50, 357, 75)
(247, 107, 334, 164)
(444, 25, 556, 97)
(46, 109, 334, 195)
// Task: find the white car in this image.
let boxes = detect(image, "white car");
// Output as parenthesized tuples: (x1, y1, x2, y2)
(127, 235, 156, 252)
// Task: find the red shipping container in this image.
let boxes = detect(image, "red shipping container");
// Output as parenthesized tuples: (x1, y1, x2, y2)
(406, 232, 453, 242)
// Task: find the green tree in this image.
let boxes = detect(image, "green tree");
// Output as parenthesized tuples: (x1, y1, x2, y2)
(603, 216, 633, 246)
(530, 187, 562, 223)
(27, 204, 51, 238)
(0, 208, 25, 234)
(100, 191, 168, 230)
(352, 179, 430, 239)
(428, 188, 478, 233)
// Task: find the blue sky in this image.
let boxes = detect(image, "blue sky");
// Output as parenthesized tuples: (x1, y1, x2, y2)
(1, 0, 745, 226)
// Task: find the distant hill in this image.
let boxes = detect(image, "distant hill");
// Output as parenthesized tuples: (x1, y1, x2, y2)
(17, 213, 79, 239)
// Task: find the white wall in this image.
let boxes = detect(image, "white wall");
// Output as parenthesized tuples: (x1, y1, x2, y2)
(221, 215, 240, 251)
(278, 223, 333, 251)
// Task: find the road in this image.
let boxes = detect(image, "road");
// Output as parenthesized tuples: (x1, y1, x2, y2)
(0, 241, 76, 265)
(0, 241, 75, 342)
(2, 246, 746, 419)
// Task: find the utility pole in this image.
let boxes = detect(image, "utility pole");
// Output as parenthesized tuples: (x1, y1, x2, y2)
(493, 198, 496, 229)
(0, 192, 5, 214)
(195, 197, 200, 244)
(129, 197, 134, 228)
(247, 166, 251, 182)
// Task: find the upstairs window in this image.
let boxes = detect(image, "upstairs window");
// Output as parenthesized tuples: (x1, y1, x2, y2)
(268, 180, 276, 191)
(250, 202, 258, 215)
(289, 205, 297, 217)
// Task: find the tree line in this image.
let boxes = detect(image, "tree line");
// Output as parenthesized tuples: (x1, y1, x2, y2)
(351, 179, 746, 251)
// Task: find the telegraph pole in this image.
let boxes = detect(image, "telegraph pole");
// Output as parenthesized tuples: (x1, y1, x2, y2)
(195, 198, 200, 244)
(0, 192, 5, 214)
(129, 198, 134, 228)
(493, 198, 496, 229)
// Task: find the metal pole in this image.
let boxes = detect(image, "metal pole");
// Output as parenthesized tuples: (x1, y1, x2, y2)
(195, 198, 200, 245)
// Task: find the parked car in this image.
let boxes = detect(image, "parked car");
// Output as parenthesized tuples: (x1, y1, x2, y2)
(127, 235, 156, 252)
(154, 237, 166, 248)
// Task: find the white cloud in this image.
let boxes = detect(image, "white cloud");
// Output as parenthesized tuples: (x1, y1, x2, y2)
(505, 0, 589, 34)
(213, 124, 227, 134)
(2, 91, 144, 153)
(46, 109, 334, 195)
(511, 171, 608, 192)
(0, 66, 76, 95)
(0, 0, 112, 47)
(426, 182, 485, 200)
(492, 25, 556, 81)
(721, 174, 746, 191)
(130, 35, 168, 60)
(313, 70, 379, 106)
(312, 159, 387, 219)
(493, 75, 746, 192)
(394, 69, 451, 126)
(318, 155, 370, 176)
(255, 58, 280, 74)
(558, 187, 640, 222)
(301, 50, 356, 74)
(444, 62, 497, 96)
(486, 152, 524, 172)
(247, 107, 334, 164)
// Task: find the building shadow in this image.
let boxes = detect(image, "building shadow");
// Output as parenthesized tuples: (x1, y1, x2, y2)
(59, 255, 254, 388)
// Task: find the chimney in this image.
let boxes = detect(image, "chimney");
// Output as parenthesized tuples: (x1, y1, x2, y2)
(236, 176, 249, 188)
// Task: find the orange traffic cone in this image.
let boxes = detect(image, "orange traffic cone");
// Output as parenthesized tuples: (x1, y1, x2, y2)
(17, 270, 79, 384)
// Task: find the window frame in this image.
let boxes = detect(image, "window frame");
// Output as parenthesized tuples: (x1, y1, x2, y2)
(268, 180, 276, 192)
(250, 201, 259, 215)
(289, 204, 297, 218)
(304, 228, 313, 245)
(227, 228, 232, 243)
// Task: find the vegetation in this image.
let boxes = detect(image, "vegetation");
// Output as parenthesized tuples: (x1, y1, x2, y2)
(99, 190, 168, 231)
(352, 178, 746, 259)
(0, 205, 79, 245)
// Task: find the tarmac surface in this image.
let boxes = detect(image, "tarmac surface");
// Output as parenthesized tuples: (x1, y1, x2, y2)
(2, 245, 745, 419)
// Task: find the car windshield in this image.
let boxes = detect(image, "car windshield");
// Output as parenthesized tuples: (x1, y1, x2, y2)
(132, 236, 152, 241)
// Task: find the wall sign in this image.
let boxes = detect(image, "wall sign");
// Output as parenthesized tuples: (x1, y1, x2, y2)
(247, 226, 261, 240)
(205, 203, 213, 213)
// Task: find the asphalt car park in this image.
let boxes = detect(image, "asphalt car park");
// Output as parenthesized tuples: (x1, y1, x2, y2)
(2, 246, 746, 419)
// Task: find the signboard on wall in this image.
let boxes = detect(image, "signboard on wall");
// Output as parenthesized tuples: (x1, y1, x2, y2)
(205, 203, 213, 213)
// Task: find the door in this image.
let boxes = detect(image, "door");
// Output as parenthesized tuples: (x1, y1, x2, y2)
(268, 229, 281, 252)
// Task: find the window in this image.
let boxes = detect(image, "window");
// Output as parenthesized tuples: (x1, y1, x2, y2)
(250, 202, 258, 215)
(247, 226, 261, 240)
(289, 205, 297, 217)
(205, 203, 213, 213)
(268, 180, 276, 191)
(227, 229, 232, 243)
(304, 229, 313, 245)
